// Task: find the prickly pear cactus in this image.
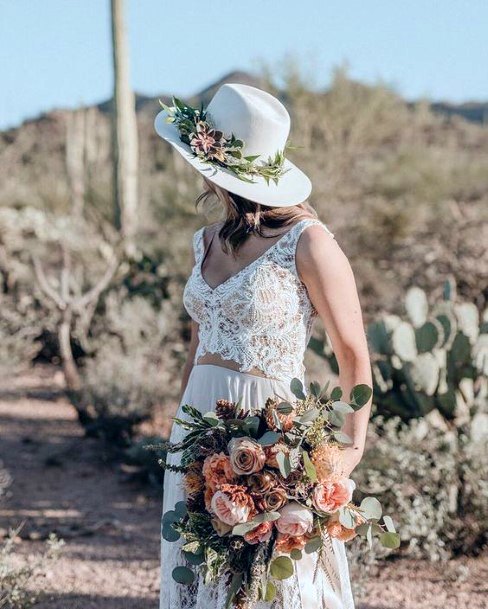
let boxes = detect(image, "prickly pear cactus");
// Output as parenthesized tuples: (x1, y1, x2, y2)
(308, 280, 487, 423)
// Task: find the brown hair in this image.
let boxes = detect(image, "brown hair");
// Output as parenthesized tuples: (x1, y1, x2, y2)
(196, 178, 317, 254)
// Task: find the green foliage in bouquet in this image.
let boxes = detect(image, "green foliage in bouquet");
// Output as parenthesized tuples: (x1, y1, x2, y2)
(160, 97, 289, 185)
(155, 378, 398, 608)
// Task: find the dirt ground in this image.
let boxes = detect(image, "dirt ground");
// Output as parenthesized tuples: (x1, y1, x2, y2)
(0, 366, 486, 609)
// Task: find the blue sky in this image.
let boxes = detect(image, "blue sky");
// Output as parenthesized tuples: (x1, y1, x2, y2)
(1, 0, 487, 130)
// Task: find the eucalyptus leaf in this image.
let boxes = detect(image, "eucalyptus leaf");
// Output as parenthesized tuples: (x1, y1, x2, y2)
(263, 580, 277, 601)
(302, 450, 317, 482)
(277, 401, 294, 414)
(172, 565, 195, 585)
(203, 412, 220, 426)
(328, 410, 345, 428)
(183, 550, 205, 565)
(270, 556, 294, 580)
(225, 572, 244, 609)
(174, 501, 187, 519)
(380, 532, 401, 549)
(304, 536, 322, 554)
(383, 515, 396, 533)
(333, 431, 353, 445)
(332, 401, 354, 414)
(162, 521, 180, 542)
(338, 507, 356, 529)
(276, 451, 291, 478)
(309, 381, 321, 397)
(290, 378, 306, 400)
(359, 497, 382, 520)
(350, 384, 372, 408)
(330, 386, 343, 400)
(257, 430, 282, 446)
(290, 549, 302, 561)
(299, 407, 320, 424)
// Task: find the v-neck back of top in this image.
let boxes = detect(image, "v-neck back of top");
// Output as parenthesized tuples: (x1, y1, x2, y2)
(183, 218, 335, 381)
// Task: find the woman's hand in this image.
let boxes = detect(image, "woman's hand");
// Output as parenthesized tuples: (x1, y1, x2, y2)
(296, 224, 373, 470)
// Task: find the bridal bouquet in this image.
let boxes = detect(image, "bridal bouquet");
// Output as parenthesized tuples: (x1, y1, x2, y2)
(160, 378, 399, 608)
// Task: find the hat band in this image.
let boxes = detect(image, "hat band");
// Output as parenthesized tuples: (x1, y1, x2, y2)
(160, 97, 290, 185)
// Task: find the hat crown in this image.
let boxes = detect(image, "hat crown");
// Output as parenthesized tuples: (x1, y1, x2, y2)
(206, 84, 290, 159)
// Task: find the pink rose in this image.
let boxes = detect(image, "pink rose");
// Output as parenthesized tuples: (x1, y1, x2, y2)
(276, 501, 313, 536)
(244, 521, 274, 545)
(228, 437, 266, 475)
(210, 483, 255, 526)
(312, 479, 355, 513)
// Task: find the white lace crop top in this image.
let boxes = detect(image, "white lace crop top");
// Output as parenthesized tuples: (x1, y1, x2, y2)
(182, 218, 335, 382)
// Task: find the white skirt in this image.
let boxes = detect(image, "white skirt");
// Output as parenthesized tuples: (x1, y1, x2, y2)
(160, 364, 355, 609)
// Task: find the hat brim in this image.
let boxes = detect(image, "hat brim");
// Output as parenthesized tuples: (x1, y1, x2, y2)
(154, 110, 312, 207)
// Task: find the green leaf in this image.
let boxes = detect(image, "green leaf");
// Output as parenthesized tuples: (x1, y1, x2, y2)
(338, 507, 356, 529)
(302, 450, 317, 482)
(162, 519, 180, 542)
(183, 550, 204, 565)
(333, 431, 353, 445)
(304, 536, 322, 554)
(290, 549, 302, 560)
(277, 401, 294, 414)
(225, 572, 244, 609)
(299, 407, 320, 424)
(244, 154, 260, 162)
(270, 556, 294, 580)
(263, 580, 277, 601)
(174, 501, 187, 519)
(203, 412, 220, 426)
(172, 565, 195, 585)
(331, 386, 343, 400)
(309, 381, 321, 397)
(359, 497, 382, 520)
(328, 410, 345, 428)
(383, 515, 396, 533)
(366, 524, 373, 549)
(232, 511, 281, 536)
(350, 384, 372, 408)
(290, 377, 306, 400)
(276, 451, 291, 478)
(380, 532, 401, 549)
(244, 416, 261, 437)
(257, 430, 282, 446)
(332, 401, 354, 414)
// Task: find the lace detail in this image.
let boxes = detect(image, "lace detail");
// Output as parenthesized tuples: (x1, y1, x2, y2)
(182, 219, 335, 382)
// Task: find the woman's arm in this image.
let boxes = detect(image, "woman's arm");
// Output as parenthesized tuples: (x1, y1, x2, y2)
(296, 225, 372, 477)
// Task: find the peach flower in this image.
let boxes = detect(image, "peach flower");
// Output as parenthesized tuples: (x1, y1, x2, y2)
(276, 501, 313, 536)
(228, 437, 266, 475)
(312, 479, 355, 513)
(275, 532, 308, 553)
(244, 521, 274, 545)
(210, 483, 255, 526)
(202, 452, 236, 492)
(326, 515, 357, 542)
(264, 441, 290, 469)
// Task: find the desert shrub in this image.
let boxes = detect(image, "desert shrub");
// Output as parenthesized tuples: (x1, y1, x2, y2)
(0, 528, 64, 609)
(123, 435, 167, 487)
(81, 292, 177, 445)
(355, 416, 488, 560)
(0, 461, 12, 499)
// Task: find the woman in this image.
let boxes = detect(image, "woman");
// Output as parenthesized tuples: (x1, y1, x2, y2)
(155, 84, 372, 609)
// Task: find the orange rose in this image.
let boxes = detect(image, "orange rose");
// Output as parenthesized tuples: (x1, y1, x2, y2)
(244, 521, 274, 545)
(275, 532, 308, 553)
(312, 479, 355, 513)
(327, 516, 357, 542)
(202, 452, 236, 492)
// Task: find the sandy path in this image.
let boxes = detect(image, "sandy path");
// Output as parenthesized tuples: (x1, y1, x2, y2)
(0, 366, 486, 609)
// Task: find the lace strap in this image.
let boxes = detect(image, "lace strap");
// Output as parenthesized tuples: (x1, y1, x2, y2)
(285, 218, 335, 255)
(192, 227, 205, 263)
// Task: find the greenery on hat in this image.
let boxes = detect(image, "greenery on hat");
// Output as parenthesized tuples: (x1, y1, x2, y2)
(159, 97, 290, 184)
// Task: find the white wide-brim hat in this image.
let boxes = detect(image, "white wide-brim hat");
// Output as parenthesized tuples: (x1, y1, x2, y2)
(154, 83, 312, 207)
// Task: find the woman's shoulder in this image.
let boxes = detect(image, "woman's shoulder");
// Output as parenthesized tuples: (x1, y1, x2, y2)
(295, 217, 345, 272)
